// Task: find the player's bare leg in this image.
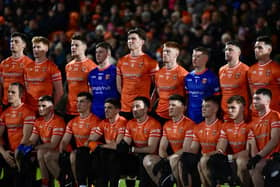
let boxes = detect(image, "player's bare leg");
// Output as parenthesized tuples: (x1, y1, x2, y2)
(143, 154, 161, 185)
(44, 150, 60, 178)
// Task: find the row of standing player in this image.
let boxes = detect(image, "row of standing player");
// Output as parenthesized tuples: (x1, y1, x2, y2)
(0, 29, 279, 126)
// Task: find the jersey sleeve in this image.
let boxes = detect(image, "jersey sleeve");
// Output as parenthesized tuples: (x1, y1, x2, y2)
(23, 111, 36, 127)
(271, 113, 280, 129)
(32, 121, 40, 135)
(211, 73, 221, 95)
(65, 120, 74, 134)
(51, 63, 62, 82)
(94, 121, 104, 136)
(53, 119, 65, 136)
(124, 121, 132, 138)
(192, 127, 200, 143)
(148, 121, 161, 138)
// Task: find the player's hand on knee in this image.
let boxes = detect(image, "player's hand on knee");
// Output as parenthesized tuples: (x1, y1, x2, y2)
(247, 154, 262, 170)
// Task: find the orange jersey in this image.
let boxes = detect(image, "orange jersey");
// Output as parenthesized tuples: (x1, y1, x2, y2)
(193, 119, 223, 154)
(163, 116, 195, 153)
(0, 56, 33, 104)
(66, 113, 100, 147)
(0, 103, 35, 151)
(117, 54, 158, 112)
(94, 116, 127, 144)
(65, 58, 96, 115)
(124, 116, 161, 148)
(248, 61, 280, 112)
(155, 65, 188, 119)
(220, 121, 250, 154)
(219, 62, 250, 120)
(248, 110, 280, 158)
(32, 114, 65, 147)
(24, 60, 62, 111)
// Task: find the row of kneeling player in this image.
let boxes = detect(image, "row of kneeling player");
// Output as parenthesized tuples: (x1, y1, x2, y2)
(0, 84, 279, 187)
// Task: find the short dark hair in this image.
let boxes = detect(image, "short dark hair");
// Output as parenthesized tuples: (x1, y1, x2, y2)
(203, 95, 221, 106)
(96, 42, 112, 52)
(169, 94, 186, 106)
(38, 95, 54, 104)
(11, 32, 28, 44)
(10, 82, 25, 97)
(226, 40, 241, 49)
(133, 96, 150, 108)
(255, 88, 272, 99)
(105, 98, 121, 109)
(77, 92, 92, 102)
(163, 41, 180, 51)
(227, 95, 246, 106)
(193, 47, 209, 56)
(71, 33, 87, 45)
(128, 28, 146, 40)
(256, 35, 272, 46)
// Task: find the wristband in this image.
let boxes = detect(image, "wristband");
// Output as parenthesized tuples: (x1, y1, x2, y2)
(131, 146, 135, 153)
(227, 154, 233, 162)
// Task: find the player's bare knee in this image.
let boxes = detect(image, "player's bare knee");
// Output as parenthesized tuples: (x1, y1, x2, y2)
(199, 156, 209, 170)
(143, 155, 154, 169)
(236, 157, 248, 172)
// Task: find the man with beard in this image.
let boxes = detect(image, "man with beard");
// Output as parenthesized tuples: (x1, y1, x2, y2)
(117, 96, 161, 187)
(248, 36, 280, 115)
(219, 41, 250, 121)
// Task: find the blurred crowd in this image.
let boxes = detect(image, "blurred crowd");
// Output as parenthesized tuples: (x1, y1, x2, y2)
(0, 0, 280, 75)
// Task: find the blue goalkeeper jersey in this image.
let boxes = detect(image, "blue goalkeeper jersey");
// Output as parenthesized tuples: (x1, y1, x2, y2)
(184, 69, 220, 123)
(88, 64, 119, 119)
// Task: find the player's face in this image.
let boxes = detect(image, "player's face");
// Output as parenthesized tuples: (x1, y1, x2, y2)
(228, 101, 244, 120)
(33, 42, 48, 59)
(224, 44, 240, 62)
(132, 100, 146, 119)
(168, 100, 184, 118)
(71, 40, 86, 57)
(202, 100, 218, 118)
(252, 93, 269, 111)
(10, 36, 26, 53)
(95, 47, 108, 64)
(127, 33, 144, 51)
(38, 101, 53, 117)
(7, 85, 20, 104)
(77, 96, 91, 114)
(254, 41, 271, 61)
(162, 46, 179, 64)
(104, 102, 119, 119)
(192, 50, 208, 69)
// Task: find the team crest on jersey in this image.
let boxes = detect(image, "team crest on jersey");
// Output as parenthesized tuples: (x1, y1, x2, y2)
(252, 71, 256, 74)
(261, 120, 269, 126)
(266, 70, 271, 76)
(202, 78, 208, 84)
(19, 63, 24, 68)
(235, 73, 241, 79)
(105, 74, 110, 80)
(240, 128, 246, 134)
(212, 130, 217, 136)
(138, 62, 144, 67)
(178, 127, 184, 134)
(173, 75, 177, 80)
(42, 67, 47, 72)
(131, 63, 135, 68)
(144, 128, 149, 134)
(82, 67, 87, 72)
